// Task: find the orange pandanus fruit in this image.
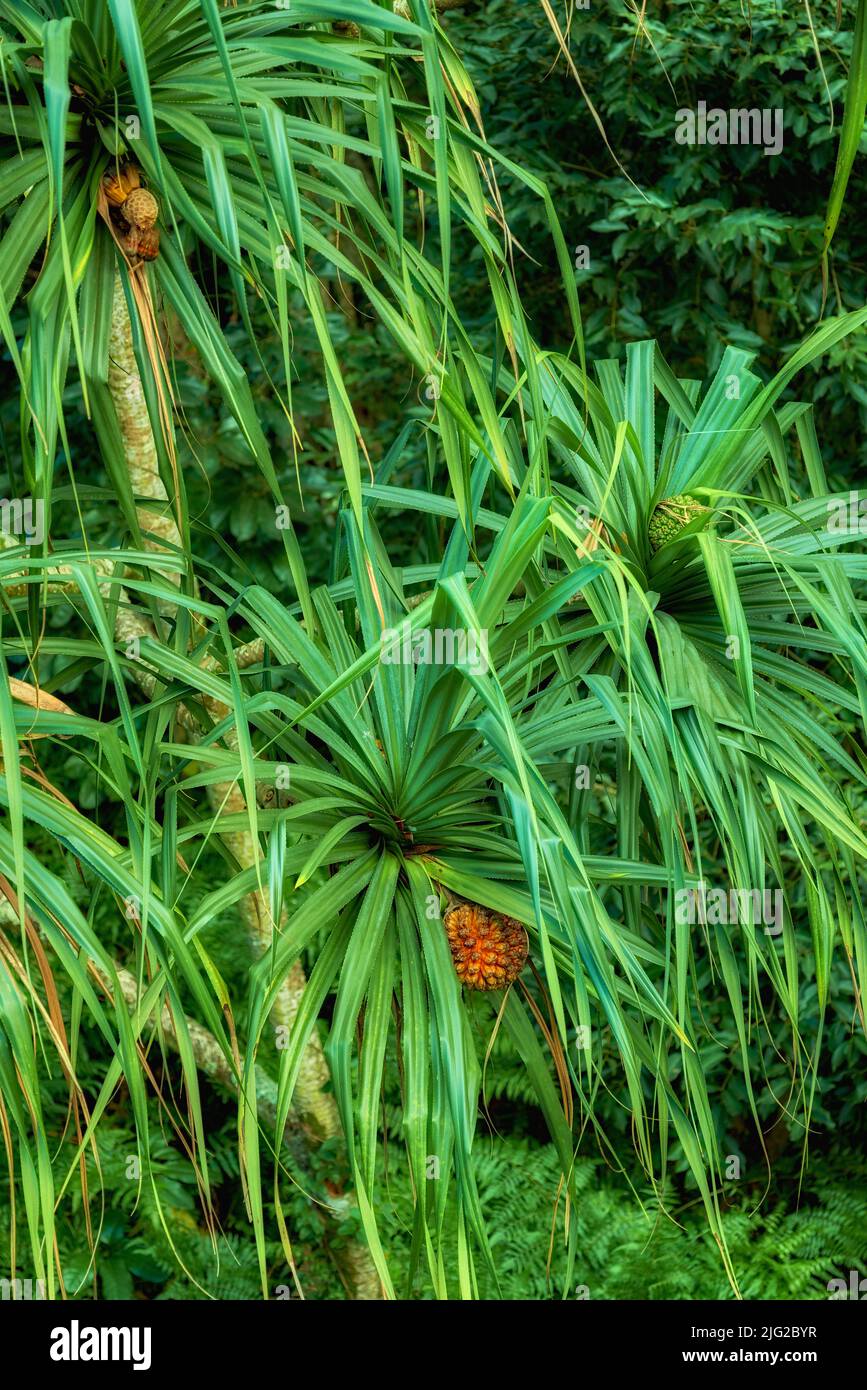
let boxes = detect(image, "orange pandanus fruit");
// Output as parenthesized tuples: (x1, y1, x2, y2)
(102, 164, 141, 207)
(103, 166, 161, 263)
(443, 898, 528, 991)
(133, 227, 161, 261)
(122, 187, 159, 231)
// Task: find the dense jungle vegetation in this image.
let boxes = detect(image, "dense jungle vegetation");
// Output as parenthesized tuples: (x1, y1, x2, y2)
(0, 0, 865, 1302)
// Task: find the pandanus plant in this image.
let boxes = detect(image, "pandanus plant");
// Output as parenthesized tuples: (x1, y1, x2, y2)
(512, 322, 867, 1200)
(75, 483, 684, 1298)
(135, 314, 867, 1295)
(0, 0, 577, 561)
(1, 0, 866, 1303)
(3, 318, 867, 1297)
(0, 0, 575, 1298)
(519, 320, 867, 1002)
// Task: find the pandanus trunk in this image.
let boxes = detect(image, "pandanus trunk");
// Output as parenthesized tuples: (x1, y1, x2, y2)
(107, 271, 380, 1299)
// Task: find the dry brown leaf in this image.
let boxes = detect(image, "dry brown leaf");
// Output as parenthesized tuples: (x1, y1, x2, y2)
(7, 678, 75, 715)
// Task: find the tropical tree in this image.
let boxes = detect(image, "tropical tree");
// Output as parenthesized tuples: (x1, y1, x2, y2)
(159, 315, 865, 1297)
(0, 0, 574, 1299)
(0, 0, 866, 1303)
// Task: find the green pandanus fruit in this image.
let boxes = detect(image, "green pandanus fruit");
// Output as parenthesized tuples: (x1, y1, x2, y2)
(648, 494, 710, 552)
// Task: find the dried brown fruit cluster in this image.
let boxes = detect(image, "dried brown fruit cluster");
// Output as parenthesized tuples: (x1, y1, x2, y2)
(443, 899, 528, 990)
(103, 165, 161, 262)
